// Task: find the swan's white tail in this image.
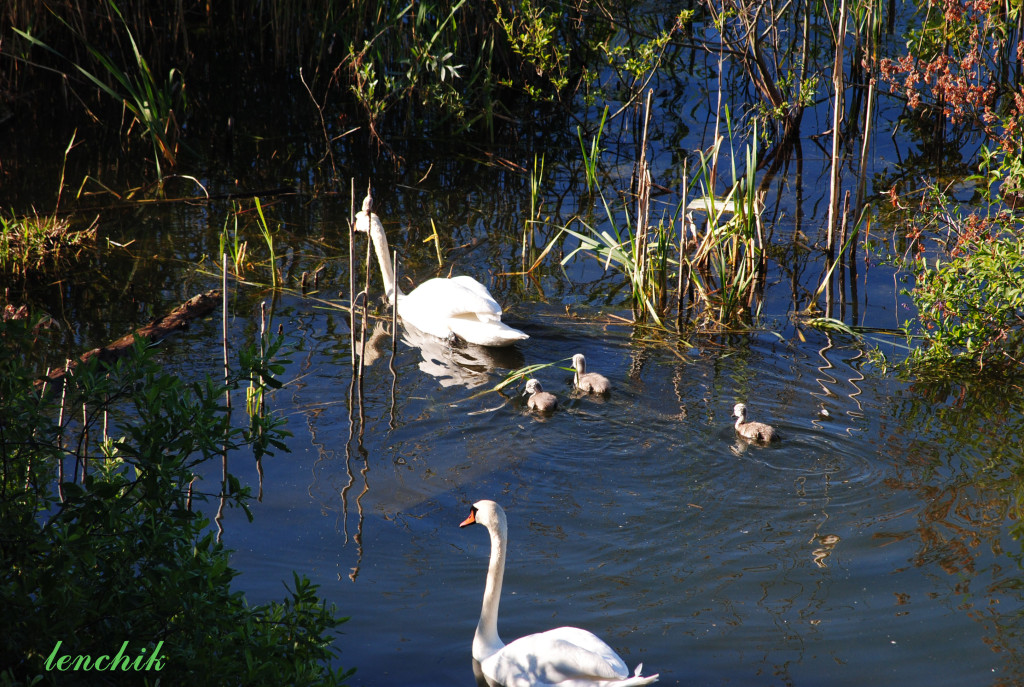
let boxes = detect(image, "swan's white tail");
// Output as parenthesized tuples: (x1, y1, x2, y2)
(620, 663, 659, 685)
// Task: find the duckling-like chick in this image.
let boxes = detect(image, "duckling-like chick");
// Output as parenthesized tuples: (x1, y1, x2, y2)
(524, 379, 558, 412)
(733, 403, 778, 442)
(571, 353, 611, 394)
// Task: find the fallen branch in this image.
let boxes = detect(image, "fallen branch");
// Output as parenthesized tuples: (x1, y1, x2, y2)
(37, 290, 222, 390)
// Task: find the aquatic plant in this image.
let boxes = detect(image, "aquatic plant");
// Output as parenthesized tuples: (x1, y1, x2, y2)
(219, 208, 249, 278)
(678, 117, 768, 328)
(578, 106, 608, 193)
(0, 132, 98, 279)
(521, 153, 546, 273)
(13, 0, 185, 180)
(0, 319, 353, 685)
(427, 218, 444, 268)
(0, 211, 97, 278)
(555, 92, 672, 325)
(554, 103, 769, 331)
(253, 198, 280, 289)
(557, 190, 667, 326)
(464, 359, 572, 402)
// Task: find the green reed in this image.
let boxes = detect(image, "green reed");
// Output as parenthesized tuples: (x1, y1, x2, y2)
(253, 198, 279, 289)
(552, 104, 769, 331)
(578, 106, 608, 193)
(219, 208, 249, 277)
(14, 0, 184, 180)
(522, 153, 546, 272)
(682, 122, 765, 328)
(556, 186, 668, 326)
(553, 92, 677, 325)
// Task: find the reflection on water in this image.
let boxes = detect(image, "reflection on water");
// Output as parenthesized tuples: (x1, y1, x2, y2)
(354, 321, 392, 367)
(356, 318, 526, 389)
(812, 334, 868, 434)
(811, 533, 841, 568)
(401, 322, 525, 389)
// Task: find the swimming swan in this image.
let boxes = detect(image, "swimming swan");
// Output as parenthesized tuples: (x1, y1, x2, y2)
(733, 403, 779, 443)
(354, 194, 529, 347)
(460, 500, 658, 687)
(524, 379, 558, 412)
(572, 353, 611, 394)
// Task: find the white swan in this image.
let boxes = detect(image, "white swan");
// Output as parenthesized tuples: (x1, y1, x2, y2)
(572, 353, 611, 394)
(733, 402, 779, 443)
(354, 194, 529, 347)
(460, 500, 658, 687)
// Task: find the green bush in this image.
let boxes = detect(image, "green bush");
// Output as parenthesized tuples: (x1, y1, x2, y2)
(894, 164, 1024, 376)
(0, 318, 352, 686)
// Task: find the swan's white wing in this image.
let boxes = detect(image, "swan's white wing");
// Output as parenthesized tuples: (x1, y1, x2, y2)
(447, 275, 505, 317)
(445, 317, 529, 347)
(484, 627, 631, 687)
(540, 628, 630, 679)
(398, 277, 528, 346)
(400, 277, 498, 319)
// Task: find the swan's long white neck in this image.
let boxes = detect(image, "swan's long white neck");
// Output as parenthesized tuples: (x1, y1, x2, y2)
(358, 210, 405, 304)
(476, 514, 507, 661)
(734, 409, 746, 430)
(574, 356, 586, 385)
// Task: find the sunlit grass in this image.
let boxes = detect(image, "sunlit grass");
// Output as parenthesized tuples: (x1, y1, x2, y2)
(253, 198, 280, 289)
(578, 105, 608, 193)
(549, 112, 769, 332)
(219, 208, 249, 278)
(682, 123, 764, 328)
(0, 211, 98, 277)
(556, 190, 669, 326)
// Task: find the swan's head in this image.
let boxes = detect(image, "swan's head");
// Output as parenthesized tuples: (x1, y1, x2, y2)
(571, 353, 586, 374)
(354, 210, 373, 234)
(353, 208, 388, 248)
(524, 379, 543, 395)
(354, 190, 382, 235)
(459, 500, 506, 532)
(733, 403, 748, 420)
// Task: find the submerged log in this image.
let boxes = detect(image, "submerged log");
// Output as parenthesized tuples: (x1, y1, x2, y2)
(37, 290, 222, 391)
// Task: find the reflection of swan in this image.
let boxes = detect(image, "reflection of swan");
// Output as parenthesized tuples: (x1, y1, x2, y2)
(354, 321, 391, 367)
(460, 501, 659, 687)
(572, 353, 611, 394)
(354, 194, 528, 347)
(402, 322, 525, 388)
(733, 403, 779, 443)
(524, 379, 558, 412)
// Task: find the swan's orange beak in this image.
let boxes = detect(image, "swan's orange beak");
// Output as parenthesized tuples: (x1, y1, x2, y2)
(459, 509, 477, 528)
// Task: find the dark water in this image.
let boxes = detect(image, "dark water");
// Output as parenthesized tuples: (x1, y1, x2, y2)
(147, 232, 1016, 687)
(195, 285, 1023, 686)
